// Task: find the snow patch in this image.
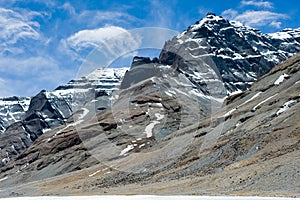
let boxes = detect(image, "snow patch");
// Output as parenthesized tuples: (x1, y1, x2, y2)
(223, 108, 237, 118)
(268, 31, 292, 39)
(20, 162, 29, 171)
(223, 92, 262, 117)
(154, 103, 163, 107)
(241, 92, 262, 106)
(177, 39, 184, 44)
(157, 65, 171, 69)
(274, 74, 289, 85)
(165, 91, 173, 97)
(89, 168, 109, 177)
(145, 121, 160, 138)
(86, 67, 128, 80)
(190, 15, 224, 31)
(120, 144, 134, 156)
(89, 169, 102, 177)
(276, 100, 297, 116)
(252, 93, 278, 111)
(78, 108, 89, 120)
(228, 89, 243, 96)
(145, 113, 165, 138)
(155, 113, 165, 121)
(42, 128, 52, 133)
(0, 176, 8, 182)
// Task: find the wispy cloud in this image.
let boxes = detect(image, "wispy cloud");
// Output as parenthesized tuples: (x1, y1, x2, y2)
(222, 10, 288, 28)
(0, 8, 40, 46)
(222, 0, 288, 30)
(60, 2, 76, 15)
(241, 0, 273, 9)
(222, 9, 239, 20)
(0, 5, 70, 97)
(65, 26, 140, 53)
(76, 10, 139, 28)
(0, 3, 143, 97)
(60, 26, 141, 73)
(0, 6, 66, 97)
(270, 21, 282, 29)
(235, 10, 288, 27)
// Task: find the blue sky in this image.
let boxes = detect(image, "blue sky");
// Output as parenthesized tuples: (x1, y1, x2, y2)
(0, 0, 299, 97)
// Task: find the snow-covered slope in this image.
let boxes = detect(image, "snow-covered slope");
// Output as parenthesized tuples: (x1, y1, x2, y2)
(47, 67, 128, 109)
(0, 67, 128, 167)
(268, 28, 300, 53)
(0, 97, 31, 134)
(43, 67, 128, 119)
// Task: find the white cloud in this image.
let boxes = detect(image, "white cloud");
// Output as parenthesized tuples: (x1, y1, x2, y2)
(66, 26, 131, 51)
(76, 10, 139, 28)
(62, 26, 141, 62)
(270, 21, 282, 29)
(61, 26, 178, 78)
(222, 10, 288, 29)
(234, 10, 288, 27)
(0, 7, 50, 58)
(221, 9, 239, 19)
(0, 7, 41, 46)
(0, 6, 65, 97)
(4, 0, 57, 7)
(60, 2, 76, 15)
(241, 0, 273, 9)
(221, 0, 289, 30)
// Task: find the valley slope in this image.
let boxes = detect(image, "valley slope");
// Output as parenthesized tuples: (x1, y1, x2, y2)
(0, 14, 299, 197)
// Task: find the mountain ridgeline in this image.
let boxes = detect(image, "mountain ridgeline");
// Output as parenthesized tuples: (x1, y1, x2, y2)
(0, 13, 299, 197)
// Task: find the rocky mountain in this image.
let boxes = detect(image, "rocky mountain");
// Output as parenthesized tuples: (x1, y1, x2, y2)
(0, 97, 31, 134)
(159, 13, 300, 94)
(0, 68, 128, 167)
(0, 13, 299, 197)
(0, 47, 299, 198)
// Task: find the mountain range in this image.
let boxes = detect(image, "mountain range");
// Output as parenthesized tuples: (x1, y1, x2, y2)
(0, 13, 299, 197)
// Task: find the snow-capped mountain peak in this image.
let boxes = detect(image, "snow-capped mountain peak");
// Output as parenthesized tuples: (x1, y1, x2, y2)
(189, 13, 227, 32)
(160, 13, 300, 94)
(0, 67, 128, 167)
